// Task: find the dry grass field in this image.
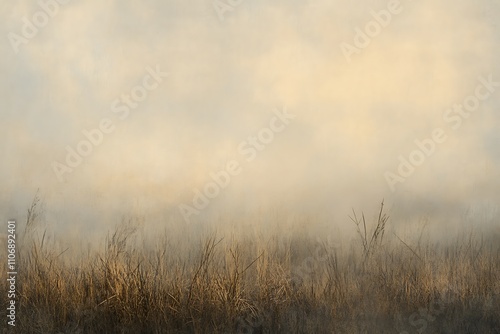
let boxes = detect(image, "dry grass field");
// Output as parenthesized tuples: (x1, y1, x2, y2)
(1, 201, 499, 334)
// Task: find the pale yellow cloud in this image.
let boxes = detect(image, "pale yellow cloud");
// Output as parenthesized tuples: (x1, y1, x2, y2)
(1, 0, 499, 235)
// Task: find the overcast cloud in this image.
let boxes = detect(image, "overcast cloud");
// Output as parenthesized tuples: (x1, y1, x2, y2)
(1, 0, 499, 239)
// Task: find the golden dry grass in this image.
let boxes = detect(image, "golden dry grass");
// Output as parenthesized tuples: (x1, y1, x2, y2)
(1, 202, 499, 333)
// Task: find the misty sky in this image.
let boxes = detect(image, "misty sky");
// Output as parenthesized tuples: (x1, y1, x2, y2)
(1, 0, 499, 238)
